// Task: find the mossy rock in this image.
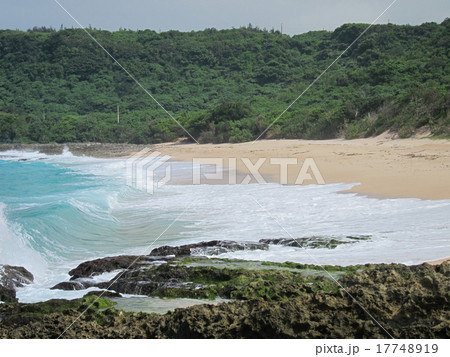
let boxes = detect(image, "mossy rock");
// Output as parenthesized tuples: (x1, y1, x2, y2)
(0, 296, 117, 320)
(139, 262, 340, 301)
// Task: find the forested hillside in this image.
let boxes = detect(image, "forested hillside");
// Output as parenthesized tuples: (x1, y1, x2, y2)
(0, 20, 449, 144)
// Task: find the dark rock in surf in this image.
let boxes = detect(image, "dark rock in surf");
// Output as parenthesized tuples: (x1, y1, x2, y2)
(189, 240, 269, 256)
(260, 237, 350, 249)
(0, 265, 34, 289)
(68, 255, 154, 279)
(53, 255, 169, 291)
(0, 265, 34, 302)
(0, 284, 17, 303)
(149, 240, 269, 257)
(67, 240, 269, 283)
(51, 280, 96, 291)
(83, 290, 122, 298)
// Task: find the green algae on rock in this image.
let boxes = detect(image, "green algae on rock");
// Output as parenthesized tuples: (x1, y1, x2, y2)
(0, 262, 449, 338)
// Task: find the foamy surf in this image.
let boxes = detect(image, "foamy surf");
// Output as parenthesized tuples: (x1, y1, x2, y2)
(0, 202, 46, 275)
(1, 148, 449, 302)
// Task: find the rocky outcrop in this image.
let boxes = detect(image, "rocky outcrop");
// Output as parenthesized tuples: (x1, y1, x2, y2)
(56, 238, 364, 291)
(33, 239, 449, 339)
(0, 262, 449, 338)
(53, 241, 270, 291)
(51, 280, 98, 291)
(259, 235, 370, 249)
(149, 240, 268, 257)
(0, 265, 34, 289)
(68, 255, 154, 279)
(52, 256, 169, 291)
(0, 284, 17, 303)
(96, 262, 318, 299)
(68, 241, 268, 279)
(0, 265, 34, 303)
(83, 290, 122, 298)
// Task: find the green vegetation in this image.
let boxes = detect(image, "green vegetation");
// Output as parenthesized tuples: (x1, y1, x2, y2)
(0, 20, 449, 144)
(427, 135, 450, 140)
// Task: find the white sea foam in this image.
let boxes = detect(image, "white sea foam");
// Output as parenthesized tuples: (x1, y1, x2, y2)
(2, 150, 450, 302)
(0, 150, 48, 161)
(0, 202, 46, 275)
(121, 183, 450, 266)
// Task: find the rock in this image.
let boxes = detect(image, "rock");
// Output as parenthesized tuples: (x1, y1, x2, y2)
(259, 237, 351, 249)
(0, 284, 17, 303)
(83, 290, 123, 298)
(149, 241, 225, 257)
(68, 255, 153, 279)
(57, 255, 171, 291)
(51, 281, 88, 291)
(0, 261, 449, 338)
(190, 241, 268, 256)
(0, 265, 34, 302)
(420, 275, 434, 289)
(259, 238, 299, 247)
(150, 240, 268, 257)
(52, 277, 106, 291)
(96, 260, 321, 300)
(0, 265, 34, 289)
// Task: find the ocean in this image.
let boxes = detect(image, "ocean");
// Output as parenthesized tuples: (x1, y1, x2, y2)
(1, 148, 449, 303)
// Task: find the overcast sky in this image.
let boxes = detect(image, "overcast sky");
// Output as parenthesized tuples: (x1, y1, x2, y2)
(0, 0, 449, 35)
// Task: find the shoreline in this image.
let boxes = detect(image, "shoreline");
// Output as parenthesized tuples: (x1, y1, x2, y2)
(1, 243, 449, 338)
(1, 135, 449, 200)
(426, 257, 450, 265)
(154, 135, 450, 200)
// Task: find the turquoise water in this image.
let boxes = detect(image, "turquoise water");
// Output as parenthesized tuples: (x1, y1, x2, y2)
(1, 149, 449, 303)
(0, 158, 148, 265)
(0, 160, 112, 261)
(0, 151, 196, 289)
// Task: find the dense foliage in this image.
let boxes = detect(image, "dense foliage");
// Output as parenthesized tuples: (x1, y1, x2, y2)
(0, 20, 449, 144)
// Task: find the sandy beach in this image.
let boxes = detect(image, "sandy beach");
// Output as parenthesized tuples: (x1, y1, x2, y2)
(426, 257, 450, 265)
(154, 135, 450, 201)
(2, 135, 449, 200)
(2, 136, 449, 200)
(156, 136, 450, 266)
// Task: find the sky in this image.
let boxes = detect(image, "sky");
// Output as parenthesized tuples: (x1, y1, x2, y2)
(0, 0, 449, 35)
